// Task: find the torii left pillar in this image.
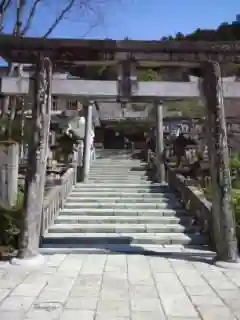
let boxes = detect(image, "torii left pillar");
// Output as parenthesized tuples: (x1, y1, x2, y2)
(82, 102, 93, 182)
(12, 55, 52, 266)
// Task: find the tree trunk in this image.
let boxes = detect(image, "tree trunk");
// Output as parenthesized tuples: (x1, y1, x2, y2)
(17, 56, 52, 259)
(5, 96, 16, 140)
(202, 61, 238, 262)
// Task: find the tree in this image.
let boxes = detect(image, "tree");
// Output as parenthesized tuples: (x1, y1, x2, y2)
(0, 0, 112, 37)
(0, 0, 113, 129)
(175, 32, 184, 40)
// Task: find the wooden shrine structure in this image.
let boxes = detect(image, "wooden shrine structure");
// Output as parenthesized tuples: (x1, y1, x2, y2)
(0, 34, 239, 263)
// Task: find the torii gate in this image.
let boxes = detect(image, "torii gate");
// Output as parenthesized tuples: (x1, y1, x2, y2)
(0, 35, 239, 265)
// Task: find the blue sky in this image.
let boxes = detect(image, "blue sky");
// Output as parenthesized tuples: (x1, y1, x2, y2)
(24, 0, 240, 40)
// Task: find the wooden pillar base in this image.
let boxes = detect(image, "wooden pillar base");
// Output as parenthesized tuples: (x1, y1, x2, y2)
(11, 254, 45, 267)
(214, 258, 240, 269)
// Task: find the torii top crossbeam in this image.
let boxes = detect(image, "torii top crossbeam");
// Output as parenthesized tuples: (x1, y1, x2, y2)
(0, 34, 240, 66)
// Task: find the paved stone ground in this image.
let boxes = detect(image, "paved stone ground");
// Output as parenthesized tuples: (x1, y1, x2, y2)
(0, 246, 240, 320)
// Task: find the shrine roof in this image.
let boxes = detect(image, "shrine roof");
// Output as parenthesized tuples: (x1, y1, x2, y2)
(0, 34, 240, 65)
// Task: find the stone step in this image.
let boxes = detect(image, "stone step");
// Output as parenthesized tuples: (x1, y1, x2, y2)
(93, 160, 143, 162)
(69, 192, 175, 198)
(42, 232, 207, 246)
(60, 207, 186, 216)
(88, 178, 150, 181)
(89, 174, 148, 177)
(90, 169, 146, 172)
(74, 184, 169, 191)
(95, 160, 139, 162)
(96, 152, 135, 155)
(94, 162, 140, 164)
(90, 167, 145, 170)
(92, 159, 143, 162)
(64, 201, 181, 209)
(91, 167, 145, 170)
(72, 189, 171, 194)
(89, 176, 148, 179)
(89, 173, 147, 176)
(93, 165, 143, 168)
(47, 223, 197, 234)
(39, 243, 212, 255)
(55, 215, 193, 225)
(88, 180, 151, 183)
(66, 196, 177, 203)
(88, 179, 151, 182)
(88, 178, 150, 180)
(76, 182, 165, 186)
(91, 167, 145, 169)
(89, 174, 147, 177)
(89, 175, 148, 177)
(94, 154, 141, 157)
(93, 158, 142, 160)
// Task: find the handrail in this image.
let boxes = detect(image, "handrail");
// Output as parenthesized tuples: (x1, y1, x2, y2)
(147, 151, 214, 248)
(164, 144, 208, 162)
(167, 168, 214, 248)
(40, 164, 77, 236)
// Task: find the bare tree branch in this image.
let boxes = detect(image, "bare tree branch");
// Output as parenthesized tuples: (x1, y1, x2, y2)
(0, 0, 12, 32)
(43, 0, 75, 38)
(0, 0, 12, 11)
(21, 0, 41, 35)
(13, 0, 27, 36)
(43, 0, 112, 39)
(81, 0, 105, 37)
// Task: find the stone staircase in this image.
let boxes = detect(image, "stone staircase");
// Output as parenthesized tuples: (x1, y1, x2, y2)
(41, 149, 207, 253)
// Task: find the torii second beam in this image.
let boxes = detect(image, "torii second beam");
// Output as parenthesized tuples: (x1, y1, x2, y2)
(1, 77, 240, 100)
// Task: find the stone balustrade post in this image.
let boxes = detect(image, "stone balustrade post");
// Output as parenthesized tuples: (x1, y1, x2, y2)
(82, 102, 93, 182)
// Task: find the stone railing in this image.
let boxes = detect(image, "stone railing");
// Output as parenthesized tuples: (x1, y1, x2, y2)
(167, 168, 214, 248)
(164, 144, 209, 162)
(147, 152, 214, 248)
(40, 164, 77, 237)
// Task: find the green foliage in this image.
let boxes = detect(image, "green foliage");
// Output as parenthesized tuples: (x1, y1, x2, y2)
(0, 117, 32, 144)
(232, 190, 240, 225)
(203, 153, 240, 231)
(230, 153, 240, 189)
(138, 69, 159, 81)
(162, 20, 240, 42)
(0, 190, 24, 249)
(204, 185, 240, 227)
(230, 152, 240, 170)
(166, 101, 206, 118)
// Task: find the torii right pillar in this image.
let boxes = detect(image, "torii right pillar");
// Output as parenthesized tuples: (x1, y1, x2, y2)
(154, 100, 165, 183)
(202, 61, 239, 264)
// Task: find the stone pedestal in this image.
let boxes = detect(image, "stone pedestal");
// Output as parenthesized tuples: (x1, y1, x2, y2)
(0, 141, 19, 208)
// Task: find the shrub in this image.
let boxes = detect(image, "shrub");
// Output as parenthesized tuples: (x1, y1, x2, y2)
(232, 190, 240, 226)
(204, 186, 240, 225)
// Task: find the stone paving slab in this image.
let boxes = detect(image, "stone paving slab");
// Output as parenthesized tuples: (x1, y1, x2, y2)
(0, 247, 240, 319)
